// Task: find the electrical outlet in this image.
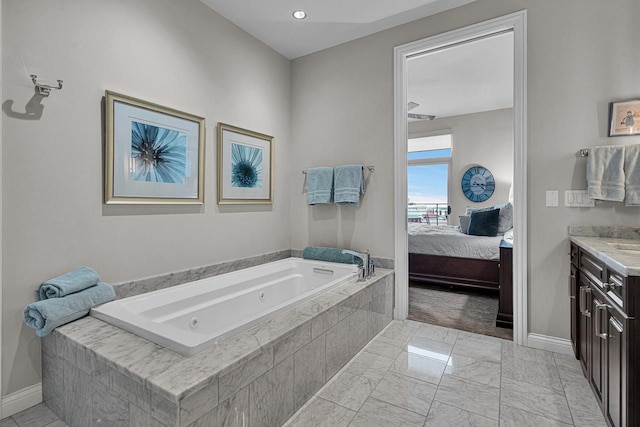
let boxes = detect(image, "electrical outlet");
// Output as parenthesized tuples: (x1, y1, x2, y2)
(565, 190, 595, 207)
(546, 190, 559, 207)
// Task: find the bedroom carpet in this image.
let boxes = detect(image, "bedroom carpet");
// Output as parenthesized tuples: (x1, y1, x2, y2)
(408, 281, 513, 341)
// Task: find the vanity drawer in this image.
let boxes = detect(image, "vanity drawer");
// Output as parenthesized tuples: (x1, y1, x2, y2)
(580, 251, 605, 288)
(570, 243, 579, 267)
(606, 270, 631, 316)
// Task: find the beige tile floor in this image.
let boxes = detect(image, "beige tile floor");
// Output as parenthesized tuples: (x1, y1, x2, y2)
(2, 320, 606, 427)
(284, 320, 607, 427)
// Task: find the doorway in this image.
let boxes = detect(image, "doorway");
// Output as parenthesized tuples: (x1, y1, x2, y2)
(394, 11, 528, 345)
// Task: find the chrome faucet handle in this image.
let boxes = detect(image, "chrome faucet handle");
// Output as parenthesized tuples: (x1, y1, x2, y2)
(342, 249, 369, 278)
(342, 249, 371, 279)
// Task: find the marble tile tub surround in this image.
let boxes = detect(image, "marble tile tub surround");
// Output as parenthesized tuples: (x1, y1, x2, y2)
(43, 270, 394, 426)
(113, 249, 292, 299)
(569, 225, 640, 275)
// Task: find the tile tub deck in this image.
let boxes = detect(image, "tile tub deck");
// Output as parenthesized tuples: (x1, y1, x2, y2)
(42, 269, 394, 427)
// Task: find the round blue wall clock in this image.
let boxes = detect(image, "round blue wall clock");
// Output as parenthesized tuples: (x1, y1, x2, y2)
(461, 166, 495, 202)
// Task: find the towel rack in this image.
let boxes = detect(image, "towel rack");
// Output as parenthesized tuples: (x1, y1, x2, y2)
(578, 149, 589, 157)
(302, 165, 375, 174)
(31, 75, 63, 97)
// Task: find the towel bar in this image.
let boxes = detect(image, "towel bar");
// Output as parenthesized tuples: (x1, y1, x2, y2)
(31, 75, 63, 97)
(303, 165, 375, 174)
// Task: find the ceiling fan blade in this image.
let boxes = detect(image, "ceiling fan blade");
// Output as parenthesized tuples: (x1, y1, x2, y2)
(408, 113, 436, 120)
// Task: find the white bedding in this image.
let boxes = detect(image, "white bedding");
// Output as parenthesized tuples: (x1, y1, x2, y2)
(408, 224, 503, 260)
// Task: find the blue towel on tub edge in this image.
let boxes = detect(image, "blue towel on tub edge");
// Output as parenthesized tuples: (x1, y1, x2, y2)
(24, 282, 116, 337)
(302, 247, 360, 265)
(334, 165, 365, 206)
(36, 266, 100, 300)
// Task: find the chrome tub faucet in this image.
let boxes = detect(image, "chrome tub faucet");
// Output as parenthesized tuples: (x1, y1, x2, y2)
(342, 249, 374, 281)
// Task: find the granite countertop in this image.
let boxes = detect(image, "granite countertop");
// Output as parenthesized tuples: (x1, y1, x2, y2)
(569, 225, 640, 276)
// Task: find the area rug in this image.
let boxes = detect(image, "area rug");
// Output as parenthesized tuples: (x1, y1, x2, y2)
(408, 281, 513, 341)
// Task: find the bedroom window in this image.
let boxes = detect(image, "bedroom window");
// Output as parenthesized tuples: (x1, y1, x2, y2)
(408, 132, 451, 225)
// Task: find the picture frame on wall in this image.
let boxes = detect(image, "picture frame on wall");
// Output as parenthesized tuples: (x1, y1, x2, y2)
(609, 99, 640, 136)
(217, 123, 274, 204)
(104, 91, 205, 204)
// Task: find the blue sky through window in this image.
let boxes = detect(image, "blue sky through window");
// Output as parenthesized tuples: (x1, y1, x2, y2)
(408, 163, 448, 204)
(408, 148, 451, 161)
(408, 134, 451, 206)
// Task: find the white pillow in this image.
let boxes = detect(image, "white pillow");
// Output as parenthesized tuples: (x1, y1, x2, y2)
(459, 215, 471, 234)
(498, 202, 513, 233)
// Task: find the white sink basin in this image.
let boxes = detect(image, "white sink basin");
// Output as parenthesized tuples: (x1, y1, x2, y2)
(607, 242, 640, 253)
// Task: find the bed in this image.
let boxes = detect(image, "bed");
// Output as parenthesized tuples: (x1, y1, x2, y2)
(408, 223, 512, 290)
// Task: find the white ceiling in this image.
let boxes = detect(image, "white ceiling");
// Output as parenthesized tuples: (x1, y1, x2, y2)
(200, 0, 476, 59)
(408, 31, 514, 119)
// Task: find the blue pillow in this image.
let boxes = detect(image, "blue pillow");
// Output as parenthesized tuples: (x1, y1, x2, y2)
(468, 208, 500, 237)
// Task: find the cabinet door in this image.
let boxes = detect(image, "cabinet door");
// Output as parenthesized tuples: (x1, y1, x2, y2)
(591, 292, 607, 405)
(606, 308, 627, 427)
(578, 273, 592, 376)
(570, 264, 579, 358)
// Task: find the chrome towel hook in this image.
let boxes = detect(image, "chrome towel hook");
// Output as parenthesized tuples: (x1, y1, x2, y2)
(31, 75, 63, 97)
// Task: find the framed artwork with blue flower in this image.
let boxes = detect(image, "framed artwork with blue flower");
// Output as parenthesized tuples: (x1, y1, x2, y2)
(104, 91, 205, 204)
(217, 123, 274, 204)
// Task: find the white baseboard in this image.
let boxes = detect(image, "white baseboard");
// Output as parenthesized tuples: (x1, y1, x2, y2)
(2, 383, 42, 419)
(527, 333, 573, 356)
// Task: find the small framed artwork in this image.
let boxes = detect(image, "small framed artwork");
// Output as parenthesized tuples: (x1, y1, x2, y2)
(217, 123, 274, 204)
(609, 99, 640, 136)
(104, 91, 205, 204)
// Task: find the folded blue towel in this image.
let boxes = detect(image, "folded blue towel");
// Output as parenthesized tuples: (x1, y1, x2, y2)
(334, 165, 365, 206)
(36, 266, 100, 301)
(303, 247, 360, 265)
(24, 282, 115, 337)
(306, 167, 334, 205)
(624, 144, 640, 206)
(587, 145, 625, 202)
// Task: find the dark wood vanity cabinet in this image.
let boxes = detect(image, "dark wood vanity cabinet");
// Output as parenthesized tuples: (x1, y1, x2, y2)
(570, 242, 638, 427)
(570, 263, 578, 355)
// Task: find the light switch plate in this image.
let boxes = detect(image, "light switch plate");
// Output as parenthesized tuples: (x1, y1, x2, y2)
(546, 190, 559, 207)
(565, 190, 595, 207)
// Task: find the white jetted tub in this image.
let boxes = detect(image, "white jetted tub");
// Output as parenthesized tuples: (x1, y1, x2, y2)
(91, 258, 358, 356)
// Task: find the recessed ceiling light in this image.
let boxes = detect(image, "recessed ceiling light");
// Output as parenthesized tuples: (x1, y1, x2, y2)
(292, 10, 307, 20)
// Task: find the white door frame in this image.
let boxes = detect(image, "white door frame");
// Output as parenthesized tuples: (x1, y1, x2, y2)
(1, 0, 4, 415)
(393, 10, 528, 345)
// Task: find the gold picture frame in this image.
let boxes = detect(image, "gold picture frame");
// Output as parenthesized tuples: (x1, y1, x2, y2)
(217, 123, 274, 204)
(104, 91, 205, 204)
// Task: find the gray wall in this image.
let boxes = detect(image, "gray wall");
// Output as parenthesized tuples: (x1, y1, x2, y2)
(290, 0, 640, 342)
(409, 108, 513, 222)
(2, 0, 292, 394)
(4, 0, 640, 399)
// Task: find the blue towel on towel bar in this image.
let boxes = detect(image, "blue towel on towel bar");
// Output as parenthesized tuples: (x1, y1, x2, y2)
(587, 145, 625, 202)
(334, 165, 365, 206)
(36, 266, 100, 301)
(624, 144, 640, 206)
(306, 167, 334, 205)
(24, 282, 116, 337)
(302, 247, 360, 265)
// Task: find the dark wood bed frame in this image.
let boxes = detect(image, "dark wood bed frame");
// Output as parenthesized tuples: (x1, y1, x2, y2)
(408, 253, 500, 290)
(409, 245, 513, 328)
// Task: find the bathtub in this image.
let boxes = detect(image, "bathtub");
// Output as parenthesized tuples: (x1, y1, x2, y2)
(91, 258, 358, 356)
